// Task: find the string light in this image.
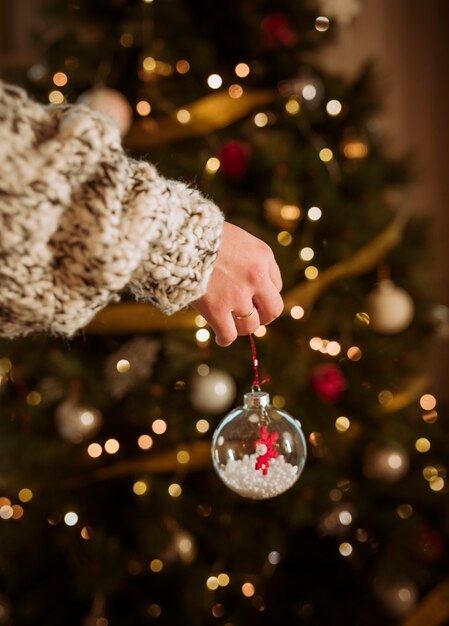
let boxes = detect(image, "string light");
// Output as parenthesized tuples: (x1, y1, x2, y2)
(194, 315, 207, 328)
(195, 328, 210, 344)
(81, 526, 93, 540)
(277, 231, 293, 246)
(285, 98, 300, 114)
(327, 341, 341, 356)
(176, 59, 190, 74)
(0, 357, 12, 374)
(218, 573, 230, 586)
(143, 56, 156, 71)
(304, 266, 319, 280)
(87, 443, 102, 458)
(339, 542, 353, 556)
(206, 576, 219, 590)
(137, 434, 153, 449)
(242, 583, 255, 597)
(429, 477, 445, 492)
(133, 480, 148, 496)
(205, 157, 221, 174)
(319, 148, 333, 162)
(150, 559, 163, 572)
(420, 394, 436, 410)
(0, 505, 13, 520)
(272, 395, 286, 408)
(335, 416, 350, 432)
(196, 419, 210, 433)
(176, 109, 191, 124)
(254, 325, 267, 337)
(347, 346, 362, 361)
(148, 605, 161, 618)
(268, 551, 281, 564)
(309, 337, 322, 351)
(229, 84, 243, 98)
(212, 604, 224, 618)
(104, 438, 120, 454)
(120, 33, 134, 47)
(207, 74, 222, 89)
(290, 305, 304, 319)
(152, 419, 167, 435)
(52, 72, 68, 87)
(415, 438, 431, 453)
(177, 450, 190, 464)
(302, 84, 317, 100)
(26, 391, 42, 406)
(397, 504, 413, 519)
(281, 204, 301, 220)
(64, 511, 78, 526)
(18, 488, 33, 503)
(299, 247, 314, 261)
(326, 99, 342, 116)
(136, 100, 151, 116)
(168, 483, 182, 497)
(254, 112, 269, 127)
(307, 206, 322, 221)
(235, 63, 250, 77)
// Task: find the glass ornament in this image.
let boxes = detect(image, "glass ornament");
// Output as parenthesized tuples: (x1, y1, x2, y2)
(211, 389, 307, 499)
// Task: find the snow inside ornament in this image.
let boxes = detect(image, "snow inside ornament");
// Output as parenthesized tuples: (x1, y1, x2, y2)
(366, 279, 414, 334)
(77, 86, 133, 136)
(211, 389, 307, 499)
(211, 335, 306, 499)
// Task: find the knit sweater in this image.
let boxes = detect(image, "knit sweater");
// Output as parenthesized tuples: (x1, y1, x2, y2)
(0, 81, 224, 337)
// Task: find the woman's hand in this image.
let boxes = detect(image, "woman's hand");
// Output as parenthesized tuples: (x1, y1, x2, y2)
(193, 222, 284, 346)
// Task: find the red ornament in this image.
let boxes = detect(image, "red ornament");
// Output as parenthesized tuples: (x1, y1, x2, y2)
(218, 141, 251, 181)
(254, 425, 279, 475)
(261, 13, 296, 49)
(311, 363, 347, 403)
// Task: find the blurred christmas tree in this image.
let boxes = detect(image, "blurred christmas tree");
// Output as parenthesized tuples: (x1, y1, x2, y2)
(1, 1, 448, 625)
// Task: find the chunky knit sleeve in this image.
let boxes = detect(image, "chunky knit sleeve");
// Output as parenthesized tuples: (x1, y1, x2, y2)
(0, 82, 224, 337)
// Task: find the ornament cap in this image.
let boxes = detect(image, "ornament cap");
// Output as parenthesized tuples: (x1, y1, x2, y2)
(243, 390, 270, 408)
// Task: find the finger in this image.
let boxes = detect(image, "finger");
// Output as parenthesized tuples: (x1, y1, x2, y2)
(212, 312, 239, 347)
(253, 289, 284, 326)
(233, 306, 261, 336)
(269, 258, 283, 292)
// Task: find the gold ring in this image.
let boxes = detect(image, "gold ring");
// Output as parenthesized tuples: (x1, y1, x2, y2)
(235, 307, 255, 320)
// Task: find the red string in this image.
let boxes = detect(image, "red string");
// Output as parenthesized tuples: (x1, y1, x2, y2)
(249, 334, 260, 389)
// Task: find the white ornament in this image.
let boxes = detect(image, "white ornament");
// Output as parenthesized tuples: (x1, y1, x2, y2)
(190, 366, 236, 414)
(55, 400, 102, 443)
(78, 86, 133, 136)
(363, 442, 409, 482)
(366, 280, 414, 334)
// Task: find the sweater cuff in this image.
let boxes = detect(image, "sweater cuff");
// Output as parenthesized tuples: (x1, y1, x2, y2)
(126, 161, 224, 314)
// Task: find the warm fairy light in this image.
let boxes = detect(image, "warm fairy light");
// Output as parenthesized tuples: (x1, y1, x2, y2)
(290, 305, 304, 319)
(18, 488, 33, 503)
(335, 416, 350, 432)
(80, 411, 95, 426)
(176, 109, 191, 124)
(138, 434, 153, 450)
(307, 206, 322, 221)
(11, 504, 24, 520)
(152, 419, 167, 435)
(378, 390, 393, 406)
(150, 559, 163, 573)
(195, 328, 210, 343)
(87, 443, 102, 458)
(229, 84, 244, 98)
(429, 476, 445, 492)
(206, 576, 219, 590)
(143, 0, 154, 3)
(254, 325, 267, 337)
(423, 466, 438, 481)
(53, 72, 68, 87)
(218, 573, 230, 586)
(194, 315, 207, 328)
(177, 450, 190, 464)
(388, 453, 403, 469)
(347, 346, 362, 361)
(133, 480, 148, 496)
(304, 266, 319, 280)
(197, 364, 210, 376)
(176, 59, 190, 74)
(272, 395, 286, 409)
(355, 311, 370, 326)
(235, 62, 250, 77)
(299, 247, 314, 261)
(329, 488, 342, 502)
(302, 84, 317, 100)
(285, 98, 300, 115)
(48, 90, 64, 104)
(143, 56, 156, 71)
(0, 497, 11, 507)
(0, 358, 12, 374)
(326, 99, 342, 116)
(319, 148, 333, 162)
(356, 528, 369, 542)
(327, 341, 341, 356)
(168, 483, 182, 497)
(268, 550, 281, 564)
(104, 438, 120, 454)
(26, 391, 42, 406)
(277, 231, 293, 246)
(0, 505, 13, 520)
(205, 157, 221, 173)
(415, 438, 431, 453)
(116, 359, 130, 373)
(281, 204, 301, 220)
(339, 510, 352, 525)
(339, 542, 353, 557)
(342, 139, 369, 159)
(242, 582, 255, 597)
(148, 605, 161, 618)
(120, 33, 134, 47)
(64, 511, 78, 526)
(212, 604, 224, 618)
(196, 419, 210, 433)
(254, 112, 269, 127)
(309, 337, 323, 351)
(397, 504, 413, 519)
(207, 73, 223, 89)
(420, 394, 437, 411)
(81, 526, 93, 540)
(136, 100, 151, 116)
(315, 16, 330, 31)
(422, 410, 438, 424)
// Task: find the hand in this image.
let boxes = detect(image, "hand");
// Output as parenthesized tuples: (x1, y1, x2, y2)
(193, 222, 283, 346)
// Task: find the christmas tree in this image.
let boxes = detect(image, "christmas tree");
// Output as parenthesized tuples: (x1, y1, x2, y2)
(1, 1, 448, 625)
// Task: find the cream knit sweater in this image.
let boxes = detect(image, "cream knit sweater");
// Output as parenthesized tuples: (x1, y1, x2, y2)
(0, 82, 224, 337)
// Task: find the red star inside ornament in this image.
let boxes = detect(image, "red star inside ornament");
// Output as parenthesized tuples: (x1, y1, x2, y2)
(255, 425, 279, 475)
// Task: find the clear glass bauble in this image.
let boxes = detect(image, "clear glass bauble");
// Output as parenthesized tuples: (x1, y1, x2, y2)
(211, 390, 307, 499)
